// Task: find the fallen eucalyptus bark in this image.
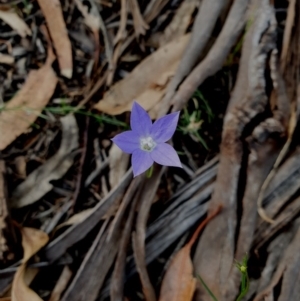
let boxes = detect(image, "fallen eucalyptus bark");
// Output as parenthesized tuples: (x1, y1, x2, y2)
(43, 169, 133, 263)
(155, 0, 231, 117)
(97, 137, 300, 300)
(192, 0, 300, 300)
(193, 1, 280, 299)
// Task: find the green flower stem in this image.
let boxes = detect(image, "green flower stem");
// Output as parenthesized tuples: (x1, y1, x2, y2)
(146, 165, 154, 178)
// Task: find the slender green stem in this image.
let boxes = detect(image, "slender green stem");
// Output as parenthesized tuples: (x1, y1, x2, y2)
(235, 255, 250, 301)
(146, 165, 154, 178)
(236, 272, 249, 301)
(0, 104, 128, 128)
(197, 275, 219, 301)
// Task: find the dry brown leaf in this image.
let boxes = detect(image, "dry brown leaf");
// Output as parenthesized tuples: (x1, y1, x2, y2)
(280, 0, 296, 71)
(11, 115, 79, 208)
(128, 0, 149, 37)
(23, 268, 39, 287)
(37, 0, 72, 78)
(55, 208, 93, 231)
(49, 266, 72, 301)
(74, 0, 107, 70)
(0, 53, 14, 65)
(0, 9, 31, 37)
(74, 0, 100, 32)
(162, 0, 197, 44)
(11, 227, 49, 301)
(158, 207, 221, 301)
(114, 0, 127, 44)
(94, 34, 190, 118)
(0, 50, 57, 150)
(14, 156, 26, 179)
(0, 161, 8, 261)
(159, 246, 196, 301)
(150, 0, 198, 47)
(109, 144, 129, 189)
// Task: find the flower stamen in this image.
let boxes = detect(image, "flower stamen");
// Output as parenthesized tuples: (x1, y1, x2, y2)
(140, 137, 156, 152)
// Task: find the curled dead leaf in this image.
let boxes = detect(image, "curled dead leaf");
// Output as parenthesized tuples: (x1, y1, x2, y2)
(11, 228, 48, 301)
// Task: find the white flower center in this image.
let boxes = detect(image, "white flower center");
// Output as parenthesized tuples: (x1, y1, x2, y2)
(140, 136, 156, 152)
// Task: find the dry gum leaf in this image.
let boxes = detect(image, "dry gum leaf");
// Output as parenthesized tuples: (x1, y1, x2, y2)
(128, 0, 149, 37)
(11, 115, 79, 208)
(158, 207, 221, 301)
(159, 246, 196, 301)
(0, 160, 9, 261)
(149, 0, 198, 47)
(74, 0, 100, 31)
(109, 144, 129, 189)
(0, 51, 57, 150)
(74, 0, 110, 72)
(37, 0, 73, 78)
(55, 208, 94, 231)
(0, 53, 14, 65)
(0, 9, 31, 37)
(49, 266, 72, 301)
(94, 34, 190, 118)
(11, 228, 48, 301)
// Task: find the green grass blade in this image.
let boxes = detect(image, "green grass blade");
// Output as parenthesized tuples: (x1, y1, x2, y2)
(197, 275, 219, 301)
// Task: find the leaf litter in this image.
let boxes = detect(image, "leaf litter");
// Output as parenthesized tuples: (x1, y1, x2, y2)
(11, 115, 79, 208)
(0, 1, 300, 301)
(94, 34, 190, 118)
(158, 206, 221, 301)
(0, 47, 57, 151)
(36, 0, 73, 78)
(0, 9, 31, 38)
(11, 228, 48, 301)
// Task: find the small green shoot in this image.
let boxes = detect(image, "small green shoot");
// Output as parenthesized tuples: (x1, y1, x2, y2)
(193, 90, 214, 123)
(197, 255, 250, 301)
(179, 89, 214, 150)
(235, 255, 250, 301)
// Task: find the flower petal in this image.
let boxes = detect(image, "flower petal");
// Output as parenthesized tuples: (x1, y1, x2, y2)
(150, 112, 179, 143)
(151, 143, 182, 167)
(132, 149, 153, 177)
(131, 101, 152, 136)
(111, 130, 139, 154)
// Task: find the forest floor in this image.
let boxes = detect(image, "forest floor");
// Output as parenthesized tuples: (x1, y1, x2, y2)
(0, 1, 299, 301)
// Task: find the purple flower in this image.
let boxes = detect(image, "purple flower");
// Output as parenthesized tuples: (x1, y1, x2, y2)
(112, 102, 182, 177)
